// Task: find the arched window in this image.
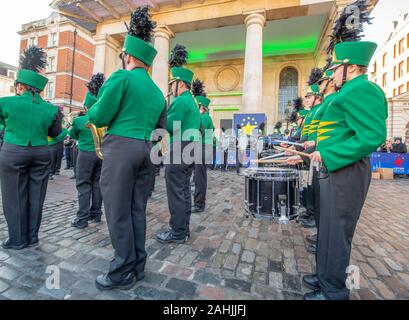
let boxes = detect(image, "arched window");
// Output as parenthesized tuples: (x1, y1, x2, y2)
(278, 67, 299, 119)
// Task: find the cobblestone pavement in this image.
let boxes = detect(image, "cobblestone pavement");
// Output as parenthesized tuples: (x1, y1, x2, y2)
(0, 168, 408, 300)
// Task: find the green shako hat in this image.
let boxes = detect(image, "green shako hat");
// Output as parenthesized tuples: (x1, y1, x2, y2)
(84, 73, 105, 108)
(196, 96, 211, 108)
(305, 84, 321, 97)
(16, 45, 48, 91)
(192, 79, 211, 108)
(122, 7, 157, 67)
(169, 44, 193, 85)
(329, 41, 377, 69)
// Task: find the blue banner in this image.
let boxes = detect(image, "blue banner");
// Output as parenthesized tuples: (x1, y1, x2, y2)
(371, 152, 409, 175)
(233, 113, 267, 136)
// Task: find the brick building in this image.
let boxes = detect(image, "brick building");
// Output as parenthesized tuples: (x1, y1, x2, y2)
(18, 12, 96, 113)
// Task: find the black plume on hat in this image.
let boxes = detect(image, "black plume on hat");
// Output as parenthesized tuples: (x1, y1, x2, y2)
(128, 6, 156, 43)
(169, 44, 188, 68)
(293, 97, 304, 112)
(192, 79, 207, 97)
(308, 68, 324, 86)
(20, 45, 47, 72)
(274, 121, 283, 131)
(327, 0, 373, 55)
(86, 73, 105, 97)
(288, 97, 304, 123)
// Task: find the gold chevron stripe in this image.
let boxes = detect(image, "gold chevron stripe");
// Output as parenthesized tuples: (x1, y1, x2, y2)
(318, 136, 331, 142)
(319, 121, 337, 128)
(318, 128, 334, 135)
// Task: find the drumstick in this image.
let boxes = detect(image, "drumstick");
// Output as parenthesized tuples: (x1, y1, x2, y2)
(274, 146, 312, 158)
(251, 159, 289, 164)
(259, 152, 287, 160)
(273, 140, 304, 147)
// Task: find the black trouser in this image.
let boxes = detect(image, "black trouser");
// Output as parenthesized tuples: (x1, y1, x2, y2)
(313, 170, 320, 228)
(100, 135, 153, 282)
(236, 146, 240, 173)
(305, 184, 315, 217)
(56, 142, 64, 173)
(317, 158, 371, 300)
(149, 164, 161, 195)
(0, 143, 51, 245)
(49, 142, 63, 175)
(165, 141, 197, 239)
(72, 144, 78, 176)
(212, 146, 217, 169)
(194, 144, 213, 209)
(75, 150, 103, 222)
(65, 146, 74, 169)
(223, 150, 228, 170)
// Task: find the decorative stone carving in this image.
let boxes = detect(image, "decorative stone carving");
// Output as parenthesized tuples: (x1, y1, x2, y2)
(214, 66, 240, 92)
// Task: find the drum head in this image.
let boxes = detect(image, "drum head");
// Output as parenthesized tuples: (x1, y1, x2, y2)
(243, 167, 298, 181)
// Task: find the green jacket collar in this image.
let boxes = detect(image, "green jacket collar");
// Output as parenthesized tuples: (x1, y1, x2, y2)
(323, 92, 338, 100)
(179, 90, 192, 98)
(341, 74, 368, 92)
(21, 91, 43, 103)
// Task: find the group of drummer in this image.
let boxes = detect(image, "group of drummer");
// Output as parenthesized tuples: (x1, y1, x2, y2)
(282, 41, 387, 300)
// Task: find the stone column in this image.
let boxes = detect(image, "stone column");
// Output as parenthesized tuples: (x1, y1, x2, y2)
(242, 12, 266, 113)
(152, 25, 175, 97)
(93, 34, 121, 76)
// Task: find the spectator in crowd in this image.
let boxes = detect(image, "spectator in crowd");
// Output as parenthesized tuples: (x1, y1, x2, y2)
(392, 138, 407, 154)
(378, 139, 393, 153)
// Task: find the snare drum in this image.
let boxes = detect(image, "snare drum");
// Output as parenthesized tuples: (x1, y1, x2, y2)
(243, 168, 300, 222)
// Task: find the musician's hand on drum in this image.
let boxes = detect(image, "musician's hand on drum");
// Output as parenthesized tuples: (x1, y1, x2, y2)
(286, 155, 303, 165)
(310, 151, 322, 163)
(280, 142, 289, 148)
(303, 141, 316, 149)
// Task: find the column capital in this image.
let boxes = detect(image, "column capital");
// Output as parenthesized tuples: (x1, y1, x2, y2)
(243, 10, 266, 28)
(154, 25, 175, 40)
(93, 33, 121, 50)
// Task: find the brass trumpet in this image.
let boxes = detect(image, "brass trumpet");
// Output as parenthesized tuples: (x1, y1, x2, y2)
(86, 122, 106, 160)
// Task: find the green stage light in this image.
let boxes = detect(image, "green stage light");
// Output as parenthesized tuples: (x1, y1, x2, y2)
(187, 35, 318, 63)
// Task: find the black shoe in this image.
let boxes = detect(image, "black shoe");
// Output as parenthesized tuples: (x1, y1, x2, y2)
(95, 273, 136, 291)
(307, 243, 317, 254)
(303, 290, 329, 300)
(28, 238, 39, 247)
(71, 219, 88, 229)
(303, 274, 320, 290)
(89, 216, 102, 224)
(302, 218, 316, 229)
(70, 176, 76, 180)
(49, 175, 54, 181)
(55, 171, 60, 176)
(135, 271, 145, 282)
(192, 206, 204, 213)
(156, 230, 186, 244)
(306, 234, 317, 244)
(1, 239, 28, 250)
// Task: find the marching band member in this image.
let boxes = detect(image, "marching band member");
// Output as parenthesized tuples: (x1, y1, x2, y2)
(156, 44, 201, 244)
(48, 125, 68, 180)
(191, 79, 215, 214)
(69, 73, 105, 229)
(0, 46, 62, 250)
(89, 7, 167, 290)
(304, 41, 387, 300)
